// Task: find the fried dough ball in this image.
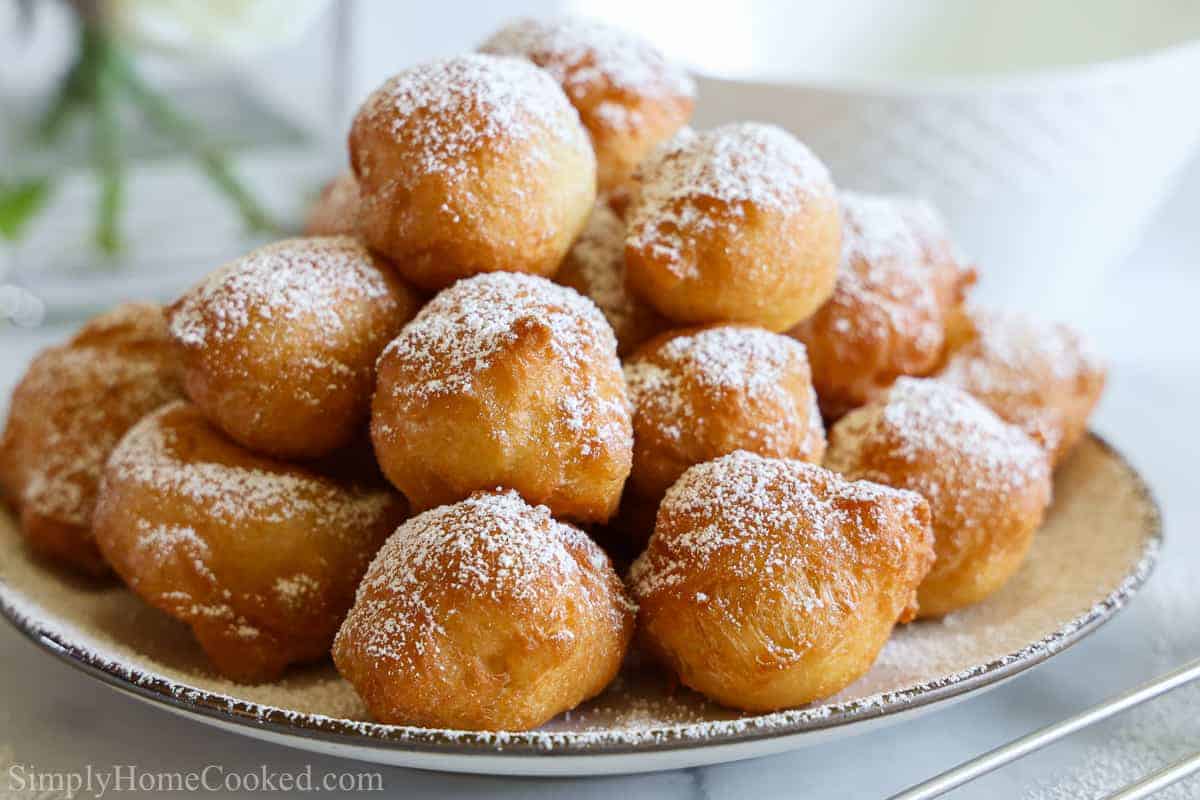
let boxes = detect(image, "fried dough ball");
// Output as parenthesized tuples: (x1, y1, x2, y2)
(93, 402, 407, 682)
(788, 191, 976, 419)
(624, 323, 825, 504)
(554, 199, 666, 355)
(937, 307, 1106, 466)
(826, 378, 1052, 618)
(480, 16, 695, 192)
(303, 172, 360, 236)
(334, 490, 634, 730)
(631, 451, 934, 711)
(371, 272, 632, 523)
(624, 123, 841, 332)
(0, 303, 183, 575)
(349, 54, 596, 291)
(167, 237, 421, 460)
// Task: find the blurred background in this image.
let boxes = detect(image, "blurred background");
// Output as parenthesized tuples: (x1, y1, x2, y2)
(4, 0, 1200, 331)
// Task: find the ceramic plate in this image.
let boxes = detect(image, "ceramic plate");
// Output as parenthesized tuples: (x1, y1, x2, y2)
(0, 434, 1160, 776)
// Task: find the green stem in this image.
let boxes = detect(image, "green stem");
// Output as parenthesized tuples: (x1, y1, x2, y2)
(35, 19, 99, 143)
(192, 150, 276, 232)
(36, 68, 82, 143)
(0, 179, 52, 241)
(104, 45, 278, 234)
(92, 39, 123, 254)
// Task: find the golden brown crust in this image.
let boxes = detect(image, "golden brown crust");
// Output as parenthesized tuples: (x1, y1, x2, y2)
(631, 451, 933, 711)
(553, 200, 667, 356)
(349, 54, 596, 291)
(303, 172, 360, 237)
(167, 237, 421, 460)
(937, 307, 1106, 466)
(624, 124, 841, 332)
(0, 303, 183, 575)
(333, 490, 634, 730)
(371, 272, 632, 524)
(789, 192, 976, 419)
(825, 378, 1053, 617)
(624, 323, 825, 502)
(480, 16, 695, 192)
(93, 402, 407, 682)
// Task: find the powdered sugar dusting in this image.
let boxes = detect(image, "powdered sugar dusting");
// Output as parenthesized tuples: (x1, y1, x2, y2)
(105, 403, 395, 533)
(840, 190, 952, 271)
(827, 378, 1051, 511)
(12, 352, 178, 523)
(555, 202, 661, 352)
(355, 54, 585, 182)
(168, 237, 392, 348)
(381, 272, 616, 398)
(624, 326, 819, 453)
(622, 360, 681, 439)
(630, 450, 925, 597)
(125, 519, 249, 631)
(480, 16, 694, 132)
(335, 490, 630, 668)
(835, 191, 961, 342)
(1, 305, 182, 529)
(627, 123, 833, 277)
(941, 308, 1105, 398)
(274, 573, 322, 611)
(937, 308, 1106, 458)
(651, 325, 800, 395)
(132, 520, 208, 566)
(787, 191, 975, 417)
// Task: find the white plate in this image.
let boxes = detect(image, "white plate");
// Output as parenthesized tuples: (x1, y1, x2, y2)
(0, 435, 1160, 776)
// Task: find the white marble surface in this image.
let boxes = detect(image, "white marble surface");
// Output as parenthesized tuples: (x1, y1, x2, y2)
(1, 157, 1198, 798)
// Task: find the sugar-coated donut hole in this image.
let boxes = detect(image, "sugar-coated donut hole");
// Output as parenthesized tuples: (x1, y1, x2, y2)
(333, 489, 634, 730)
(825, 378, 1053, 617)
(788, 191, 976, 420)
(480, 16, 695, 192)
(93, 402, 407, 683)
(167, 237, 421, 461)
(0, 303, 183, 576)
(937, 307, 1106, 467)
(350, 54, 596, 291)
(631, 451, 934, 711)
(624, 123, 842, 332)
(371, 272, 632, 524)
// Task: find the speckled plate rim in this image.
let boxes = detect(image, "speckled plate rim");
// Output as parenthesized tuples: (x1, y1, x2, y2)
(0, 434, 1162, 761)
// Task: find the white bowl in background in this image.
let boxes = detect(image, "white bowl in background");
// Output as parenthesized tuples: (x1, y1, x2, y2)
(583, 0, 1200, 317)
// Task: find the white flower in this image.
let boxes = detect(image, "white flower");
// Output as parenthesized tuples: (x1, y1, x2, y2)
(106, 0, 335, 60)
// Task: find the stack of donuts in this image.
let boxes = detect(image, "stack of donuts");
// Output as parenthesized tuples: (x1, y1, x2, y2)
(0, 16, 1107, 730)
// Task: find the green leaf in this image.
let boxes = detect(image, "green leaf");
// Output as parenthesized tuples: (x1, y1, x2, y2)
(0, 178, 52, 241)
(107, 42, 280, 235)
